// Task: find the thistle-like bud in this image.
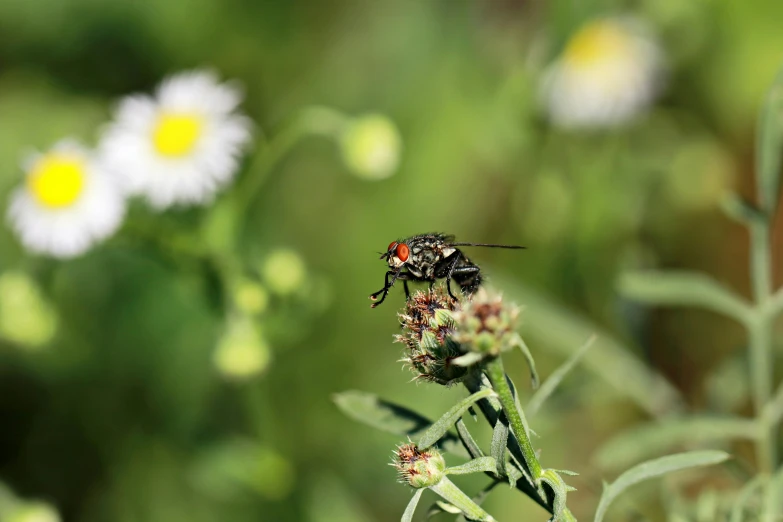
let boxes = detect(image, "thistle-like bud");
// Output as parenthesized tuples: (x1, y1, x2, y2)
(393, 443, 446, 488)
(452, 288, 519, 359)
(395, 287, 468, 385)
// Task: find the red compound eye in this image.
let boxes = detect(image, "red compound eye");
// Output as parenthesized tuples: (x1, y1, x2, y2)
(395, 243, 410, 262)
(387, 241, 397, 252)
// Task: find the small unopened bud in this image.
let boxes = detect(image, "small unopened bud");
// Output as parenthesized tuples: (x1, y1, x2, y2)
(452, 289, 519, 359)
(0, 271, 57, 349)
(262, 249, 306, 296)
(213, 316, 271, 380)
(340, 114, 401, 180)
(232, 280, 269, 316)
(396, 288, 468, 385)
(393, 443, 446, 488)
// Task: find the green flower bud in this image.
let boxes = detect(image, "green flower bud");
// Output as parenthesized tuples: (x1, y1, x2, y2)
(0, 271, 57, 349)
(393, 443, 446, 488)
(262, 249, 306, 296)
(213, 316, 271, 380)
(232, 279, 269, 316)
(452, 289, 519, 359)
(395, 288, 468, 385)
(340, 114, 401, 180)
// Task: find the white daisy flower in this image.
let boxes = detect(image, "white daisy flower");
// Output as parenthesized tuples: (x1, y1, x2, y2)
(541, 17, 664, 129)
(99, 70, 253, 209)
(7, 141, 126, 259)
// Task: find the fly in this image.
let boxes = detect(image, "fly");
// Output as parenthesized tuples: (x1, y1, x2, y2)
(369, 233, 525, 307)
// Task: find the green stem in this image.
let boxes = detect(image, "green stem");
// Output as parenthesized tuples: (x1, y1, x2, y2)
(233, 106, 348, 222)
(430, 477, 496, 522)
(464, 368, 577, 521)
(485, 357, 542, 478)
(748, 217, 779, 522)
(749, 219, 776, 475)
(463, 372, 549, 510)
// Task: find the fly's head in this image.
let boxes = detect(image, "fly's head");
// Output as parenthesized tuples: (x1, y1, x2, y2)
(381, 240, 410, 269)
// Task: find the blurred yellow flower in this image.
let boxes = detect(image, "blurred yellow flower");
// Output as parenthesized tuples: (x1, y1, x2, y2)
(0, 271, 58, 349)
(541, 17, 663, 129)
(213, 316, 270, 380)
(339, 114, 401, 180)
(7, 141, 126, 258)
(262, 249, 306, 296)
(99, 70, 253, 209)
(153, 113, 204, 157)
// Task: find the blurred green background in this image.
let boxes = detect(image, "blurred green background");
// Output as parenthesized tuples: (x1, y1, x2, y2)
(1, 0, 782, 520)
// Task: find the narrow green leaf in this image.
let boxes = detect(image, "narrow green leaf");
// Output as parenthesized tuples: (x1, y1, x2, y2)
(528, 335, 596, 416)
(334, 390, 465, 456)
(493, 275, 684, 417)
(455, 419, 485, 459)
(402, 488, 424, 522)
(446, 457, 497, 476)
(538, 469, 569, 522)
(756, 66, 783, 215)
(514, 334, 540, 389)
(452, 352, 484, 367)
(333, 390, 433, 436)
(429, 500, 462, 516)
(426, 479, 500, 519)
(618, 271, 752, 325)
(721, 193, 764, 224)
(417, 389, 496, 449)
(430, 477, 496, 522)
(490, 419, 510, 482)
(594, 450, 730, 522)
(594, 417, 755, 471)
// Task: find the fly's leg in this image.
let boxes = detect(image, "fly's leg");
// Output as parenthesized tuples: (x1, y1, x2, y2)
(432, 251, 465, 301)
(370, 269, 405, 308)
(451, 265, 482, 296)
(403, 280, 411, 300)
(444, 253, 463, 301)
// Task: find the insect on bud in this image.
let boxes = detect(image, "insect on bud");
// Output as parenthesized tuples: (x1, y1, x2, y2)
(452, 289, 520, 359)
(393, 443, 446, 489)
(395, 287, 469, 385)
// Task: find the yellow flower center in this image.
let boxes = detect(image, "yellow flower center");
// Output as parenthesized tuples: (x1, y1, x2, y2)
(27, 154, 86, 208)
(153, 113, 203, 157)
(563, 21, 631, 68)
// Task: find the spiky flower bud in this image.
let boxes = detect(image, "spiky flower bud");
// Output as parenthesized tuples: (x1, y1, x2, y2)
(395, 287, 468, 385)
(393, 443, 446, 488)
(452, 288, 519, 359)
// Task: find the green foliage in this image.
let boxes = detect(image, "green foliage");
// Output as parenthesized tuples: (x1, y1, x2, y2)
(595, 416, 757, 471)
(402, 489, 425, 522)
(527, 335, 595, 417)
(756, 67, 783, 215)
(593, 451, 730, 522)
(3, 2, 783, 521)
(618, 271, 752, 325)
(417, 389, 496, 449)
